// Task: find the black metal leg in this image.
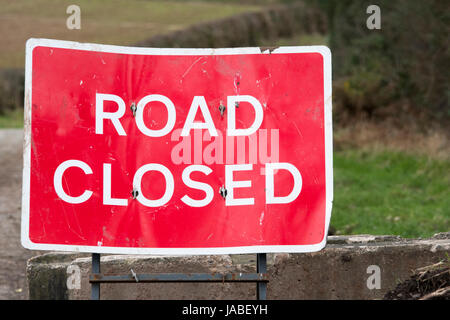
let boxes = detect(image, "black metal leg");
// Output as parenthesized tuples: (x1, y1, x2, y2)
(88, 252, 267, 299)
(91, 253, 101, 300)
(256, 253, 267, 300)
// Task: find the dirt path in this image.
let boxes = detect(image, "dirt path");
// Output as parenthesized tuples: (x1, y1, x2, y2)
(0, 129, 38, 299)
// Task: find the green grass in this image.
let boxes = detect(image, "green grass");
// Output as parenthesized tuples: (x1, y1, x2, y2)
(0, 0, 262, 68)
(0, 109, 24, 128)
(331, 149, 450, 238)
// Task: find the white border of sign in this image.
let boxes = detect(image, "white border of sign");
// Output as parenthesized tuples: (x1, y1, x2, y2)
(21, 38, 333, 255)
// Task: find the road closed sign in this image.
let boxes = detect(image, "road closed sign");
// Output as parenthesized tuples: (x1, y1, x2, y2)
(21, 39, 333, 255)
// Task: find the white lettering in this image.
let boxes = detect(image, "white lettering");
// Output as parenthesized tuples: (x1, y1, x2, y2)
(133, 164, 174, 207)
(181, 96, 218, 137)
(225, 164, 254, 206)
(181, 165, 214, 207)
(135, 94, 176, 137)
(54, 160, 93, 204)
(103, 163, 127, 206)
(95, 93, 126, 136)
(265, 162, 302, 204)
(227, 95, 263, 136)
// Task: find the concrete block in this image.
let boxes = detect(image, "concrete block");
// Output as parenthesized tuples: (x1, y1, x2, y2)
(26, 233, 450, 300)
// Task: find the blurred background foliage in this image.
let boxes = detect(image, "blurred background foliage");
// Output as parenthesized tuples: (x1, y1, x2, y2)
(310, 0, 449, 123)
(2, 0, 448, 124)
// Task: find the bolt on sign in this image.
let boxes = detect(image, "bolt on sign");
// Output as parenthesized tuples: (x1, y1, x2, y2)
(21, 39, 333, 255)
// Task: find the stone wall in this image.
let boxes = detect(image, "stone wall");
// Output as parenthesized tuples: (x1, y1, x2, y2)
(135, 2, 326, 48)
(27, 233, 450, 300)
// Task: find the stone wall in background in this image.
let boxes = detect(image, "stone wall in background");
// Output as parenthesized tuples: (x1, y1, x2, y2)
(135, 2, 326, 48)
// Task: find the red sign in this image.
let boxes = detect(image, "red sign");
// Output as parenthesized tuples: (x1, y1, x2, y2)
(21, 39, 333, 254)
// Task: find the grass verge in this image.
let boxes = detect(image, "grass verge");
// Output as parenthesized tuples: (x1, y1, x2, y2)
(332, 149, 450, 238)
(0, 109, 24, 128)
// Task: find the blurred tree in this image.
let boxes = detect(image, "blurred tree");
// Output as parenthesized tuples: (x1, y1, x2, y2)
(308, 0, 449, 121)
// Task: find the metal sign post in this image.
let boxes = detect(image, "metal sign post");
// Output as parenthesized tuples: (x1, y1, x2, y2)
(89, 253, 268, 300)
(256, 253, 267, 300)
(23, 40, 333, 257)
(23, 40, 332, 302)
(91, 253, 101, 300)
